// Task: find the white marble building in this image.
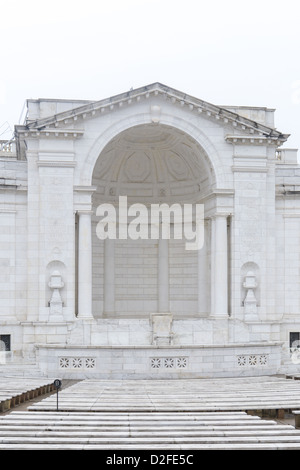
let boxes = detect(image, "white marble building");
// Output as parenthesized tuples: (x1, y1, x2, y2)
(0, 83, 299, 378)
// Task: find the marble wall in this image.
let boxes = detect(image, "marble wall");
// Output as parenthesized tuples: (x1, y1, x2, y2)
(0, 84, 299, 378)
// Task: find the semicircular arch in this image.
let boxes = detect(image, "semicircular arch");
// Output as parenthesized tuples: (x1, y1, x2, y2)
(79, 111, 226, 189)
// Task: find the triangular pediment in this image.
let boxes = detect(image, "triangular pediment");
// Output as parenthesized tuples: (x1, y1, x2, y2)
(16, 83, 289, 144)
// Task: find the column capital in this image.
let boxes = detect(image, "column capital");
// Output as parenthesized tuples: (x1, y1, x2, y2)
(74, 185, 97, 193)
(77, 210, 94, 216)
(210, 212, 231, 219)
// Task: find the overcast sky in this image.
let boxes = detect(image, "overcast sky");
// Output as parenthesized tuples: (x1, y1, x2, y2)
(1, 0, 299, 150)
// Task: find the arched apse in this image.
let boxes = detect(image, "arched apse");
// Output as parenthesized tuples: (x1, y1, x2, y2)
(90, 123, 215, 318)
(80, 111, 224, 189)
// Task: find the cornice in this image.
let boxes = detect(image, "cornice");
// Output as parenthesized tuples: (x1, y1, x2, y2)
(225, 135, 285, 146)
(200, 188, 235, 202)
(15, 127, 84, 140)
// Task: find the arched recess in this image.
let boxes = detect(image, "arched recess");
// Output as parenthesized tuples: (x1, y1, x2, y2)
(241, 262, 260, 307)
(45, 260, 67, 308)
(90, 122, 217, 319)
(80, 111, 224, 188)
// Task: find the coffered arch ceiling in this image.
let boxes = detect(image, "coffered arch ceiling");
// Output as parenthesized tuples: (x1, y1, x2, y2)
(92, 123, 215, 203)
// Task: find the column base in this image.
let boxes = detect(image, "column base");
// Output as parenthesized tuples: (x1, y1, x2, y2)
(209, 314, 229, 319)
(76, 314, 94, 321)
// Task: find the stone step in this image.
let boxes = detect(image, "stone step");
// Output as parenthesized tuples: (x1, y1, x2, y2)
(28, 377, 300, 413)
(29, 403, 300, 412)
(0, 430, 300, 448)
(0, 424, 293, 431)
(2, 377, 300, 449)
(1, 443, 300, 450)
(0, 411, 258, 419)
(0, 427, 299, 437)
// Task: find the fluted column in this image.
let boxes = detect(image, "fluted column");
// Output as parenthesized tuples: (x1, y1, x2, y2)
(77, 211, 93, 319)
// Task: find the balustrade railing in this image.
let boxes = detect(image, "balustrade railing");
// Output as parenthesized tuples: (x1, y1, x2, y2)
(0, 140, 16, 156)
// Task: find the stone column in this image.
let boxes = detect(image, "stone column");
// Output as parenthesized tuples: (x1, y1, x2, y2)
(158, 238, 169, 312)
(198, 220, 208, 315)
(104, 238, 115, 315)
(211, 214, 228, 317)
(210, 217, 216, 315)
(77, 211, 93, 319)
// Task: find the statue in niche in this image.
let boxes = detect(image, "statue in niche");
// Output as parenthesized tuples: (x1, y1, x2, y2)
(243, 270, 258, 321)
(48, 270, 64, 317)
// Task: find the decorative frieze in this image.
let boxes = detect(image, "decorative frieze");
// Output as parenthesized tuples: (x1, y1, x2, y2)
(59, 357, 96, 370)
(150, 357, 188, 370)
(226, 135, 283, 146)
(237, 354, 268, 367)
(18, 128, 84, 139)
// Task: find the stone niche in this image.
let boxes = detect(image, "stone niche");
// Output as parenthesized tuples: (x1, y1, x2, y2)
(241, 262, 260, 322)
(46, 260, 67, 321)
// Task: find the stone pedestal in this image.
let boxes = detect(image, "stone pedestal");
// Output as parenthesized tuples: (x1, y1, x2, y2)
(48, 271, 64, 322)
(243, 271, 259, 321)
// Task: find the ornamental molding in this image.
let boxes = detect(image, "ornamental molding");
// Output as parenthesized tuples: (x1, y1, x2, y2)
(73, 185, 98, 193)
(231, 165, 269, 173)
(59, 356, 96, 370)
(150, 356, 188, 369)
(17, 83, 288, 144)
(237, 354, 268, 367)
(233, 154, 267, 160)
(200, 188, 235, 202)
(37, 161, 77, 168)
(16, 128, 84, 140)
(225, 135, 284, 146)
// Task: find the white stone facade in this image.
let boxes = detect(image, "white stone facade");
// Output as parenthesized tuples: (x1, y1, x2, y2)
(0, 83, 299, 378)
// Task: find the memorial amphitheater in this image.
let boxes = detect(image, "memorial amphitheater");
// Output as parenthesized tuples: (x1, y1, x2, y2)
(1, 83, 300, 449)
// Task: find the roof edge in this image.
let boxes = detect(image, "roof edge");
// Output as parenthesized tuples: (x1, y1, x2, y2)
(22, 82, 288, 140)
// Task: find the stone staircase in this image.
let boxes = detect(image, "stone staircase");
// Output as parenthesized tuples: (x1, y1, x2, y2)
(1, 376, 300, 449)
(28, 376, 300, 413)
(1, 410, 300, 449)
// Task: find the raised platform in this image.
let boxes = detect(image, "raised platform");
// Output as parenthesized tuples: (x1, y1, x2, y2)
(36, 341, 283, 379)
